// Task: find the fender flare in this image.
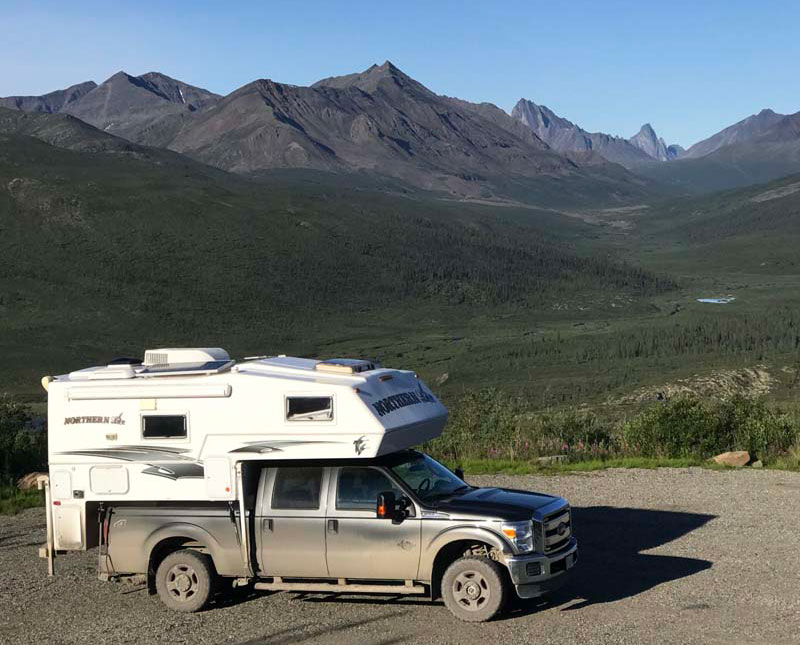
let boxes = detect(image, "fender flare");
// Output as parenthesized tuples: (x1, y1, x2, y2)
(419, 525, 511, 580)
(144, 522, 227, 571)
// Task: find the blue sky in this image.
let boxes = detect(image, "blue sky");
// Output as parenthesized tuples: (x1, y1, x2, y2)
(1, 0, 797, 147)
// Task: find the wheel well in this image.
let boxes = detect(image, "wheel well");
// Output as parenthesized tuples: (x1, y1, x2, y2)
(147, 538, 209, 594)
(430, 540, 499, 600)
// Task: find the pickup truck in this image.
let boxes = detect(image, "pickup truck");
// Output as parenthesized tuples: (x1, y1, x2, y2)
(101, 450, 577, 622)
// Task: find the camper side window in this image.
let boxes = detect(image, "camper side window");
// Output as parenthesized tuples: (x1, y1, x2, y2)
(286, 396, 333, 421)
(142, 415, 187, 439)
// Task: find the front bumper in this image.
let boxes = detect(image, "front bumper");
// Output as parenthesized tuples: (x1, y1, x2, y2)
(504, 537, 578, 599)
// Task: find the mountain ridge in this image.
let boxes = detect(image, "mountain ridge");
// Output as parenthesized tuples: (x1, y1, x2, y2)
(6, 62, 799, 199)
(0, 81, 97, 113)
(511, 99, 681, 167)
(684, 108, 786, 159)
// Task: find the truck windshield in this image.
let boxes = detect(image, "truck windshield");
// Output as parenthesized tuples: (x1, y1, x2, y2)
(389, 453, 469, 501)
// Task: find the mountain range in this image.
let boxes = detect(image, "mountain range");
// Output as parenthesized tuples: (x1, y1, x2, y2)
(2, 61, 800, 198)
(511, 99, 682, 167)
(0, 63, 655, 202)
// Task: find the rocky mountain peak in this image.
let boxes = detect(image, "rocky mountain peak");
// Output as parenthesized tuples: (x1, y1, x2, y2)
(629, 123, 670, 161)
(312, 60, 424, 95)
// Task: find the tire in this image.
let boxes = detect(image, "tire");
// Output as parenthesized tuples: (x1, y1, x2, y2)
(155, 549, 216, 612)
(441, 556, 508, 622)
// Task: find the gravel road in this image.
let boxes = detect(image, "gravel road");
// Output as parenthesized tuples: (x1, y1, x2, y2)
(2, 468, 799, 645)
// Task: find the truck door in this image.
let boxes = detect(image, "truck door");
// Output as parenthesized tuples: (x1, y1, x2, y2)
(257, 466, 329, 578)
(325, 466, 421, 580)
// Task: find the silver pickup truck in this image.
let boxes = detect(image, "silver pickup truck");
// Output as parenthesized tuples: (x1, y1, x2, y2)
(101, 450, 577, 622)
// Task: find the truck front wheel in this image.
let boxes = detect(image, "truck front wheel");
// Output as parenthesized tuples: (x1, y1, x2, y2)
(155, 549, 216, 612)
(441, 556, 507, 622)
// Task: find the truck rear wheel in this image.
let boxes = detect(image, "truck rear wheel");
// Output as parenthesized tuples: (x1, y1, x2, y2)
(441, 556, 507, 622)
(155, 549, 216, 612)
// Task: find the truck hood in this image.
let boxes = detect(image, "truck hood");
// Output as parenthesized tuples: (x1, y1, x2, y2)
(428, 487, 561, 522)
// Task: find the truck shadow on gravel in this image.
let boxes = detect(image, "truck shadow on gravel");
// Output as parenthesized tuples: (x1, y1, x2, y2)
(233, 610, 411, 645)
(506, 505, 716, 618)
(220, 505, 715, 625)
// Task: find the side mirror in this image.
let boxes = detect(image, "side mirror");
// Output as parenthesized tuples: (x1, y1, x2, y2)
(455, 467, 465, 481)
(376, 491, 396, 519)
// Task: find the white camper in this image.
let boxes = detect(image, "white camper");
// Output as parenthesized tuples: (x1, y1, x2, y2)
(43, 348, 448, 552)
(39, 347, 579, 623)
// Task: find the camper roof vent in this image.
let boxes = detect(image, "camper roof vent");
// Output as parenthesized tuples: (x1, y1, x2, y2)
(315, 358, 377, 375)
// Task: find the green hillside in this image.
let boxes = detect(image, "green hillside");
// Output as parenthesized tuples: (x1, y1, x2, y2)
(3, 108, 800, 421)
(634, 172, 800, 273)
(0, 128, 671, 399)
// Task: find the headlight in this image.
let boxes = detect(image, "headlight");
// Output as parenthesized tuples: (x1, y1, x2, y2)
(501, 521, 533, 553)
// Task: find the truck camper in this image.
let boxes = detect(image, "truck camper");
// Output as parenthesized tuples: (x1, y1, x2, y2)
(39, 348, 577, 622)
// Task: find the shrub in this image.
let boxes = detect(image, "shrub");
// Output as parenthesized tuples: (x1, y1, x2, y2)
(430, 389, 800, 465)
(622, 397, 719, 458)
(427, 388, 616, 462)
(0, 486, 44, 515)
(622, 395, 799, 461)
(0, 397, 45, 482)
(428, 388, 522, 462)
(717, 395, 797, 462)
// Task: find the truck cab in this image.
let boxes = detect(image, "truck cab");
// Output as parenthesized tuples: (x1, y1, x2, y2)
(106, 449, 577, 622)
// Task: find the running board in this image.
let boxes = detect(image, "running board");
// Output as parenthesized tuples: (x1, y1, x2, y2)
(253, 579, 426, 595)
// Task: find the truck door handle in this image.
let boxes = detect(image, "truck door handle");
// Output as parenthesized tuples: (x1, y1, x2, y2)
(263, 518, 273, 532)
(327, 519, 338, 534)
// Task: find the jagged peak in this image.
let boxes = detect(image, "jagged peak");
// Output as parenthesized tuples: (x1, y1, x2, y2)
(635, 123, 657, 137)
(375, 60, 403, 74)
(513, 98, 577, 129)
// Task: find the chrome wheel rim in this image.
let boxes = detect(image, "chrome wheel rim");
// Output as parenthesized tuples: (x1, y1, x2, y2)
(166, 564, 199, 602)
(452, 570, 490, 611)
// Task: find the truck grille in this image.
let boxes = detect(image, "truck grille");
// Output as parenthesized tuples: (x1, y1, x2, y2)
(542, 506, 572, 553)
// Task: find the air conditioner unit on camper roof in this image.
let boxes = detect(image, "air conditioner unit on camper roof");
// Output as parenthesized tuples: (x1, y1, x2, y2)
(143, 348, 230, 366)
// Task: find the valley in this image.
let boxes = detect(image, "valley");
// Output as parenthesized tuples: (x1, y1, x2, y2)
(1, 62, 800, 424)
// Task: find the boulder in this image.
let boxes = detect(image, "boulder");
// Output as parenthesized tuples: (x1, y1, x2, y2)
(751, 460, 764, 469)
(711, 451, 750, 467)
(17, 472, 48, 490)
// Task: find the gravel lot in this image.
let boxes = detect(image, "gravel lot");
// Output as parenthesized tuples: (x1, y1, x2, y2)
(2, 468, 799, 645)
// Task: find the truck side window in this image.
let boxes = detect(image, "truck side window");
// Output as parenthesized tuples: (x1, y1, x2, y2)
(272, 467, 323, 510)
(336, 468, 401, 511)
(286, 396, 333, 421)
(142, 415, 187, 439)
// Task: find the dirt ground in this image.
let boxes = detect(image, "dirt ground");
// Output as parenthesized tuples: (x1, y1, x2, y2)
(2, 467, 799, 645)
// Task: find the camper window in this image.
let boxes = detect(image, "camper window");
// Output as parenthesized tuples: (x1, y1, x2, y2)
(286, 396, 333, 421)
(142, 415, 187, 439)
